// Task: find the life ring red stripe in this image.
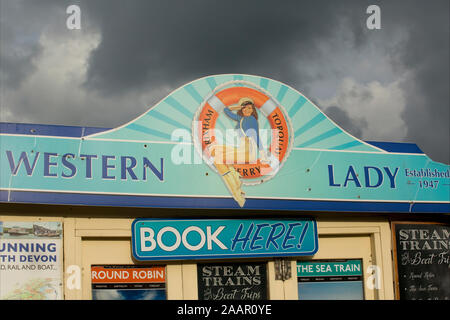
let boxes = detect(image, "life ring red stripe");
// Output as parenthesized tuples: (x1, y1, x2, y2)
(268, 107, 289, 162)
(198, 103, 219, 155)
(198, 86, 290, 179)
(215, 87, 270, 108)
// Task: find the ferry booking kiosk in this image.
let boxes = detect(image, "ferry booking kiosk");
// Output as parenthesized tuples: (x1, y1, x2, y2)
(0, 74, 448, 300)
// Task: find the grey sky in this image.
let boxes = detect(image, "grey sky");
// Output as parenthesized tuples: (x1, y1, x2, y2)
(0, 0, 448, 164)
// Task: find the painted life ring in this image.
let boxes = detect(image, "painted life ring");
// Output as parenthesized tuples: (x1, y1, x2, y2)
(197, 86, 290, 180)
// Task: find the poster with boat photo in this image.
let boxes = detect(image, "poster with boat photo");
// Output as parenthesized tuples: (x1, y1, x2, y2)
(0, 221, 63, 300)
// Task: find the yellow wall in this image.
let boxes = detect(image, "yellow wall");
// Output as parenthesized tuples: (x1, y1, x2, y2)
(0, 208, 395, 300)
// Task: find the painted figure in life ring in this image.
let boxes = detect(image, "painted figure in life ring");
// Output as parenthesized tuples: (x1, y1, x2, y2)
(208, 97, 269, 207)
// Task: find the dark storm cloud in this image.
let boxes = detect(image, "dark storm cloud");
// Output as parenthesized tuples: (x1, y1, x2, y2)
(0, 32, 42, 88)
(0, 1, 43, 88)
(396, 1, 449, 164)
(313, 0, 449, 163)
(310, 96, 368, 140)
(81, 0, 449, 163)
(324, 105, 368, 139)
(81, 0, 367, 95)
(0, 0, 81, 88)
(375, 0, 449, 163)
(0, 0, 448, 163)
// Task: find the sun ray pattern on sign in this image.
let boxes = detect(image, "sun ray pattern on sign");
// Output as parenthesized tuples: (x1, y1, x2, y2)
(86, 75, 383, 153)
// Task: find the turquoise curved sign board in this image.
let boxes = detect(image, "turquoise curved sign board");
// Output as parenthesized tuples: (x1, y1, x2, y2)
(0, 74, 449, 213)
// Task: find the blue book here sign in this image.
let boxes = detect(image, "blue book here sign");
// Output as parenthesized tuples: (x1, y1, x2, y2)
(132, 218, 318, 261)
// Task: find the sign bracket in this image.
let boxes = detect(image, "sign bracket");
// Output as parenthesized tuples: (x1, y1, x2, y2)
(274, 259, 292, 281)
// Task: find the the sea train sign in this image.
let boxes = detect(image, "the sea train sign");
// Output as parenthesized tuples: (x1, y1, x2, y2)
(0, 74, 449, 213)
